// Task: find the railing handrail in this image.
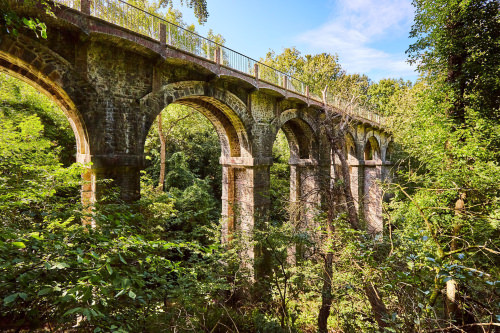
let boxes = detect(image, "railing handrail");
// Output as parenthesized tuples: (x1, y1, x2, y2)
(52, 0, 385, 126)
(91, 0, 303, 81)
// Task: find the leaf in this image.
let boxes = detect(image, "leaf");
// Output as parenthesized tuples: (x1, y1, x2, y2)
(106, 263, 113, 275)
(12, 242, 26, 248)
(3, 293, 18, 305)
(38, 288, 52, 296)
(118, 253, 127, 264)
(63, 307, 83, 317)
(29, 232, 43, 240)
(115, 289, 126, 298)
(128, 290, 136, 299)
(51, 262, 69, 269)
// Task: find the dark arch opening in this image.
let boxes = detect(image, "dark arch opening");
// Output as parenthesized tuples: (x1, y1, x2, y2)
(270, 117, 319, 225)
(270, 129, 291, 223)
(364, 136, 381, 161)
(281, 118, 318, 162)
(385, 141, 394, 162)
(345, 132, 357, 161)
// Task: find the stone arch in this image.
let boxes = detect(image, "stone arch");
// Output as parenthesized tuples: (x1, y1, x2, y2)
(272, 109, 320, 250)
(384, 140, 394, 162)
(275, 109, 319, 135)
(142, 81, 251, 158)
(274, 109, 319, 162)
(345, 132, 357, 161)
(0, 34, 97, 206)
(364, 136, 381, 161)
(0, 35, 92, 162)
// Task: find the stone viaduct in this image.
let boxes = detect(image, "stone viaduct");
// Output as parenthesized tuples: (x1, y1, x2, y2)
(1, 0, 393, 250)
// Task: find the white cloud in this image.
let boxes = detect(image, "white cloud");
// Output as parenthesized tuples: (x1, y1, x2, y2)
(296, 0, 416, 80)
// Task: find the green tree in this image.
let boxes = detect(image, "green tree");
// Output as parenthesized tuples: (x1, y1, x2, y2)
(408, 0, 500, 124)
(151, 0, 208, 24)
(261, 48, 344, 97)
(367, 78, 412, 115)
(379, 0, 500, 329)
(0, 0, 49, 39)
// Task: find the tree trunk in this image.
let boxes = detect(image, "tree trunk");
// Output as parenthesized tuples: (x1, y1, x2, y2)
(321, 109, 389, 331)
(364, 281, 389, 329)
(318, 251, 333, 333)
(318, 208, 336, 333)
(333, 144, 360, 230)
(158, 112, 166, 191)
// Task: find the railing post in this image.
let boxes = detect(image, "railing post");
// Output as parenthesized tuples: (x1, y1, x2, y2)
(214, 47, 221, 65)
(81, 0, 91, 15)
(254, 63, 259, 80)
(306, 85, 309, 99)
(283, 75, 287, 89)
(159, 22, 167, 46)
(159, 23, 166, 45)
(168, 25, 172, 45)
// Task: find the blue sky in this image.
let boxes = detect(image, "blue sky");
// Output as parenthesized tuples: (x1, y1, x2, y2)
(173, 0, 418, 82)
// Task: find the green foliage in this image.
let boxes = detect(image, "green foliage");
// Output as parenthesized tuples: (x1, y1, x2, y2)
(0, 73, 76, 165)
(0, 200, 234, 331)
(375, 0, 500, 328)
(270, 129, 290, 223)
(261, 47, 372, 102)
(262, 48, 344, 97)
(408, 0, 500, 122)
(367, 78, 412, 115)
(383, 80, 500, 327)
(145, 104, 222, 201)
(152, 0, 208, 24)
(0, 0, 49, 39)
(0, 111, 82, 228)
(0, 85, 237, 331)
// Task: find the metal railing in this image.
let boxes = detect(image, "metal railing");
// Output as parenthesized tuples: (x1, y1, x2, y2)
(327, 96, 384, 125)
(53, 0, 383, 125)
(56, 0, 80, 9)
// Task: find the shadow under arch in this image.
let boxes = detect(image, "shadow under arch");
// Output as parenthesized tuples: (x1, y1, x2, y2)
(273, 109, 319, 162)
(345, 132, 358, 161)
(364, 136, 381, 161)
